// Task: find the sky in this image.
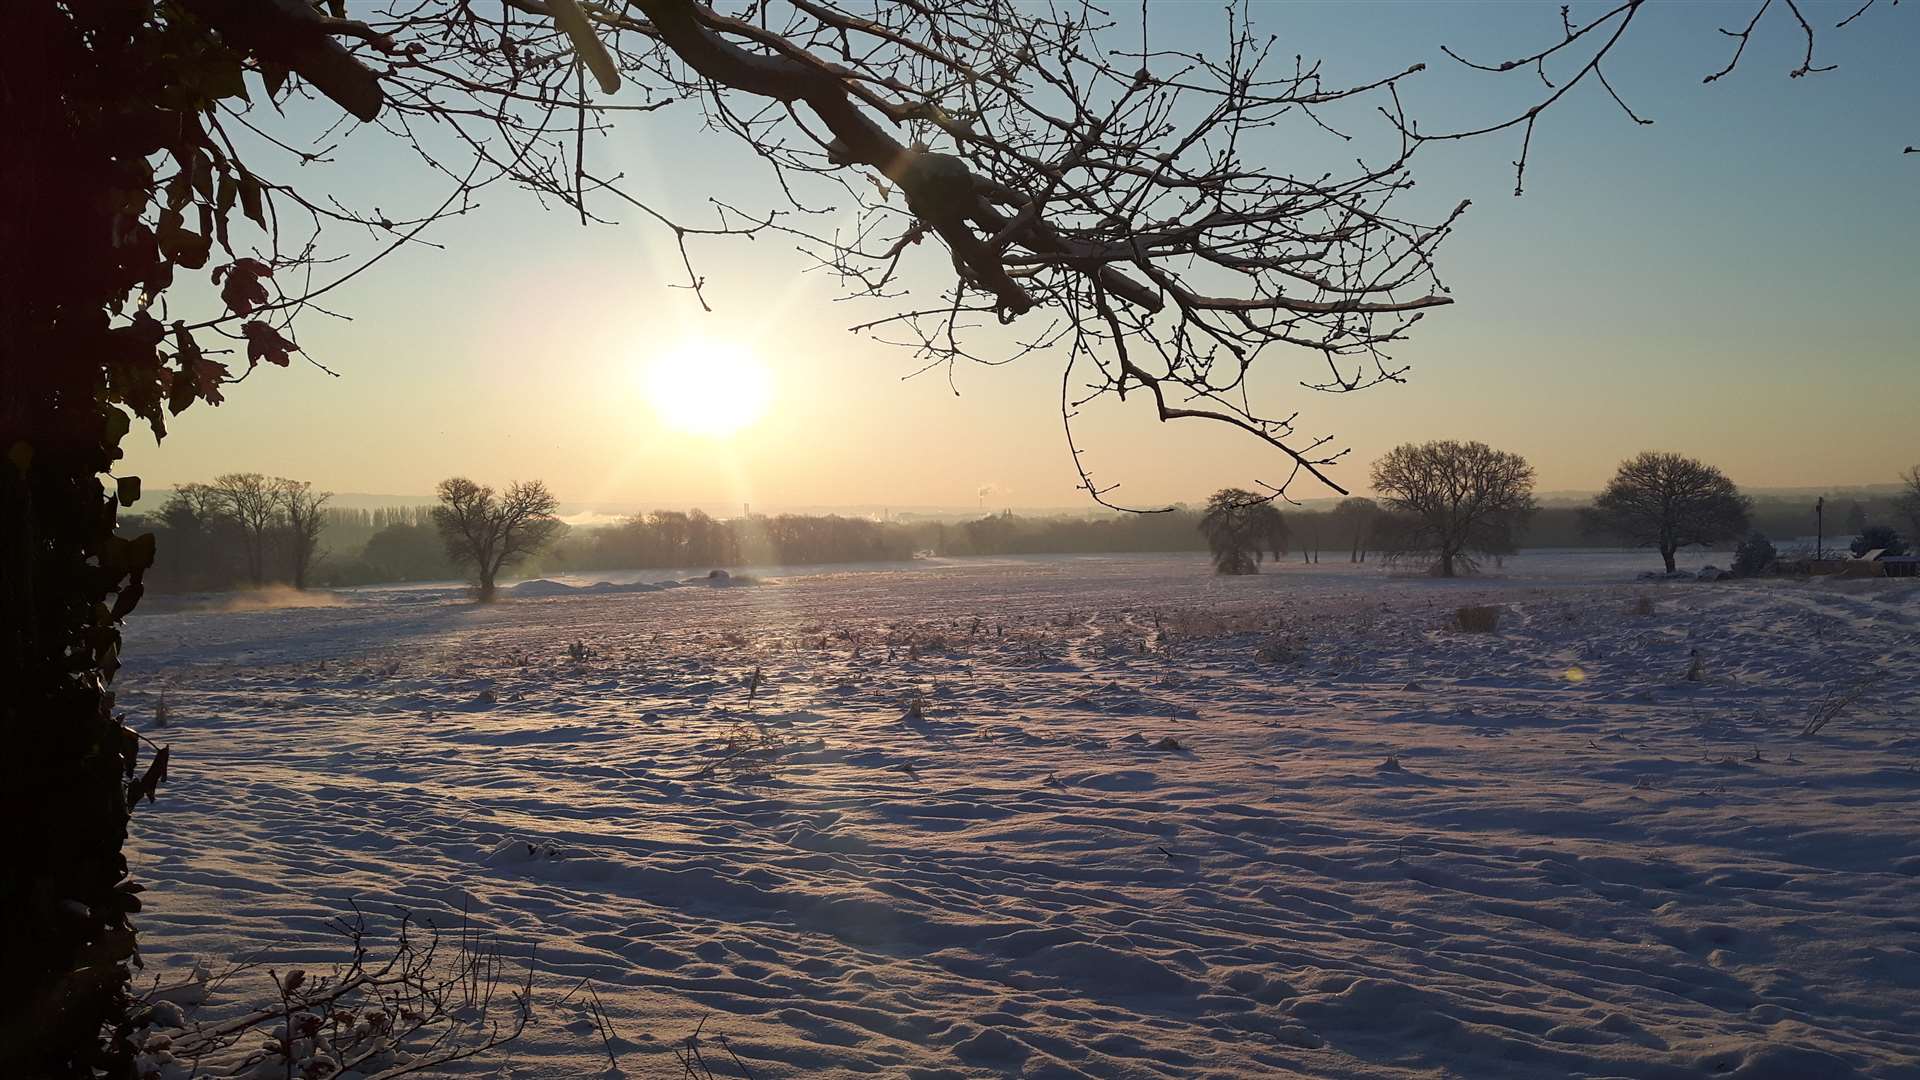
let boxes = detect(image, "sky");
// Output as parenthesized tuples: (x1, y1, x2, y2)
(121, 1, 1919, 513)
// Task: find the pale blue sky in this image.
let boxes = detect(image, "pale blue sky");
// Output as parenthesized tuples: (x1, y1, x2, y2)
(124, 1, 1919, 511)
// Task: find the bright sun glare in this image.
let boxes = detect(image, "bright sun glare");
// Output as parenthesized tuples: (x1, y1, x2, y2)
(643, 339, 774, 437)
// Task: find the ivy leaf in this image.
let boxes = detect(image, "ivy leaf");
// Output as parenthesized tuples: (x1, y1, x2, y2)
(130, 532, 155, 571)
(142, 259, 175, 304)
(102, 407, 131, 450)
(127, 746, 170, 807)
(165, 172, 192, 211)
(95, 929, 138, 963)
(103, 533, 157, 575)
(157, 219, 211, 270)
(111, 581, 145, 621)
(117, 476, 141, 507)
(167, 368, 198, 416)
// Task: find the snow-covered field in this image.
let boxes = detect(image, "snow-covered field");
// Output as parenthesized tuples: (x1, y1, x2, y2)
(119, 552, 1920, 1079)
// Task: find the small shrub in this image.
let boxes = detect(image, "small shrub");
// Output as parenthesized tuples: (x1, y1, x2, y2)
(689, 720, 789, 782)
(1630, 595, 1656, 617)
(134, 907, 531, 1078)
(1454, 605, 1500, 633)
(152, 693, 171, 728)
(1850, 525, 1909, 557)
(1732, 532, 1777, 577)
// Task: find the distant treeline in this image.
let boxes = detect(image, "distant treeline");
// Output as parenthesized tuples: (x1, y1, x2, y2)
(566, 510, 911, 570)
(127, 502, 920, 592)
(317, 504, 437, 555)
(125, 486, 1910, 594)
(890, 511, 1212, 557)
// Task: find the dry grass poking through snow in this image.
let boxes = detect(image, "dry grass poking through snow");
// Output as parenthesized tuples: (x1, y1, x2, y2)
(131, 905, 530, 1079)
(116, 554, 1920, 1079)
(1801, 672, 1888, 738)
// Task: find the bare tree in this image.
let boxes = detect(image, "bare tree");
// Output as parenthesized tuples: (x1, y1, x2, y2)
(1332, 497, 1381, 563)
(163, 482, 227, 523)
(275, 479, 334, 590)
(207, 473, 284, 587)
(1371, 441, 1536, 578)
(1583, 452, 1750, 572)
(1198, 488, 1290, 575)
(1297, 513, 1321, 565)
(432, 479, 562, 602)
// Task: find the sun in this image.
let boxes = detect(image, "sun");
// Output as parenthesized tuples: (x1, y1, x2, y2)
(643, 338, 774, 437)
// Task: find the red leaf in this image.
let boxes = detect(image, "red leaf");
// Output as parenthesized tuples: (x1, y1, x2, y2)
(218, 259, 272, 315)
(243, 321, 296, 367)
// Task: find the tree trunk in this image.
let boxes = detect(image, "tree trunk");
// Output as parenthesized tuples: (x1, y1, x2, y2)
(1439, 550, 1457, 577)
(1662, 546, 1677, 573)
(0, 20, 149, 1066)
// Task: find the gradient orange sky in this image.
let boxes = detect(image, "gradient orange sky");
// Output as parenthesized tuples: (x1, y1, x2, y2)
(121, 2, 1918, 511)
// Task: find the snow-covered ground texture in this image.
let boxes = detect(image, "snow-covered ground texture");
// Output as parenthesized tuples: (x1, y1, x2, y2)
(118, 552, 1920, 1079)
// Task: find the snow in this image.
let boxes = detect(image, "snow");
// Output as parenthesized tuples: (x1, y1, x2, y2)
(117, 551, 1920, 1078)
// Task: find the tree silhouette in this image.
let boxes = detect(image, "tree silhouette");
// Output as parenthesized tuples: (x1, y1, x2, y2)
(1332, 498, 1381, 563)
(1371, 441, 1537, 578)
(432, 479, 562, 602)
(207, 473, 282, 588)
(1199, 489, 1291, 576)
(1584, 452, 1750, 573)
(277, 479, 334, 590)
